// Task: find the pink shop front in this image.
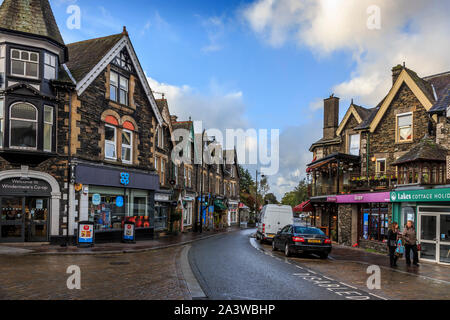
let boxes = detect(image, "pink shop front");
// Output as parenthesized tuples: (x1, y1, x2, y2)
(327, 192, 392, 251)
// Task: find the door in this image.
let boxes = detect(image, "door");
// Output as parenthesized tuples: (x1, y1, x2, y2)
(0, 197, 25, 242)
(419, 214, 438, 262)
(25, 198, 49, 242)
(439, 214, 450, 264)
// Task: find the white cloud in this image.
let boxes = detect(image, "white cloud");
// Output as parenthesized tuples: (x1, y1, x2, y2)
(243, 0, 450, 105)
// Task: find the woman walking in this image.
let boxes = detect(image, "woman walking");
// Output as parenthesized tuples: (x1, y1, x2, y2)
(387, 222, 400, 267)
(403, 220, 419, 267)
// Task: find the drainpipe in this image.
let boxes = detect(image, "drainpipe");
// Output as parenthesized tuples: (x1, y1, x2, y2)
(366, 132, 370, 179)
(65, 91, 73, 247)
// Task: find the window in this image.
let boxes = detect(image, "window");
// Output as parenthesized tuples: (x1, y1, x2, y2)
(120, 77, 129, 105)
(361, 205, 389, 242)
(44, 53, 57, 80)
(10, 103, 37, 149)
(157, 126, 164, 149)
(122, 129, 132, 164)
(155, 157, 159, 172)
(349, 134, 360, 156)
(0, 98, 3, 147)
(105, 125, 117, 159)
(110, 71, 118, 102)
(161, 160, 165, 185)
(0, 46, 5, 89)
(11, 49, 39, 78)
(397, 113, 413, 142)
(43, 106, 53, 152)
(188, 169, 192, 188)
(376, 158, 386, 175)
(174, 165, 178, 186)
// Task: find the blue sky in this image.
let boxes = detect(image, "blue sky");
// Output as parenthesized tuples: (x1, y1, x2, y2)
(47, 0, 450, 199)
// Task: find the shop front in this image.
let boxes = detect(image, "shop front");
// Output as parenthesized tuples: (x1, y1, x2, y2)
(228, 200, 239, 226)
(328, 192, 391, 249)
(75, 163, 159, 243)
(311, 197, 337, 240)
(391, 188, 450, 265)
(0, 169, 61, 243)
(154, 190, 172, 231)
(182, 193, 195, 231)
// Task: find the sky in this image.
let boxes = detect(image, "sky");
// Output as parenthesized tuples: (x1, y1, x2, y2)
(44, 0, 450, 200)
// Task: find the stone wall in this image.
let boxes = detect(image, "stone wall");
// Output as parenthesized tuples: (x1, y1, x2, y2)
(359, 239, 388, 254)
(338, 204, 352, 246)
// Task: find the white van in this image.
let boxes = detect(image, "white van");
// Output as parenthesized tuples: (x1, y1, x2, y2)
(256, 204, 294, 243)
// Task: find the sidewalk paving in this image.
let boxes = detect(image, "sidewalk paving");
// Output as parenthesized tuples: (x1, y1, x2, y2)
(331, 244, 450, 285)
(0, 227, 240, 256)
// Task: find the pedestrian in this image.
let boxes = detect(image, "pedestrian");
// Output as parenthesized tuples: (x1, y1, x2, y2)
(403, 220, 419, 266)
(387, 222, 400, 267)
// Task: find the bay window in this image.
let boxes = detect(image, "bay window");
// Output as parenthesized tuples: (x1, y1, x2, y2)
(43, 106, 53, 152)
(121, 129, 132, 164)
(105, 125, 117, 159)
(11, 49, 39, 79)
(44, 53, 57, 80)
(10, 103, 37, 149)
(397, 113, 413, 142)
(0, 98, 3, 147)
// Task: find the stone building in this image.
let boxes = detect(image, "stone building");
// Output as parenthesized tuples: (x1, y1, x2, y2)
(307, 64, 450, 257)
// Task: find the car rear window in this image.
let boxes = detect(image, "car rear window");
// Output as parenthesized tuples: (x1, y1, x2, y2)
(294, 227, 325, 235)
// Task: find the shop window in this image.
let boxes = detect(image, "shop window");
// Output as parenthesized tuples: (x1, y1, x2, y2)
(43, 106, 53, 152)
(361, 205, 389, 242)
(396, 113, 413, 142)
(44, 53, 57, 80)
(400, 206, 415, 230)
(105, 124, 117, 160)
(121, 129, 133, 164)
(10, 103, 37, 149)
(11, 49, 39, 79)
(349, 134, 360, 156)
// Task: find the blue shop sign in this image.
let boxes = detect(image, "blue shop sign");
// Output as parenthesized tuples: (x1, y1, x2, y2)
(116, 196, 124, 208)
(120, 172, 130, 186)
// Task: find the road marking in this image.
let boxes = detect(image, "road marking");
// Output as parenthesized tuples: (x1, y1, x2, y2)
(369, 292, 388, 300)
(340, 282, 357, 290)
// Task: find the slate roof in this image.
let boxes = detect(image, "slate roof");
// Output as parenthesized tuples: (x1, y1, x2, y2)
(405, 67, 436, 104)
(155, 99, 174, 133)
(65, 33, 124, 82)
(429, 84, 450, 115)
(0, 0, 64, 46)
(352, 104, 373, 121)
(392, 136, 448, 165)
(423, 71, 450, 99)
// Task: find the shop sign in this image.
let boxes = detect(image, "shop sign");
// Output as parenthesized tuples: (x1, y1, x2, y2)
(120, 172, 130, 186)
(92, 194, 101, 205)
(116, 196, 124, 208)
(78, 222, 95, 247)
(123, 222, 136, 243)
(391, 188, 450, 202)
(155, 193, 170, 202)
(329, 192, 390, 204)
(0, 178, 51, 196)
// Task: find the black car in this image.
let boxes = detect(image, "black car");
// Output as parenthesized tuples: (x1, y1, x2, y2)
(272, 224, 332, 259)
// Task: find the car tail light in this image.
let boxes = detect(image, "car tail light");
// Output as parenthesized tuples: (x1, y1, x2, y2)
(292, 236, 305, 243)
(324, 239, 332, 244)
(263, 224, 265, 234)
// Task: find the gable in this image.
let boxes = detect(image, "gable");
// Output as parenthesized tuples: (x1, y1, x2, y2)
(71, 35, 163, 126)
(370, 69, 434, 133)
(336, 105, 363, 136)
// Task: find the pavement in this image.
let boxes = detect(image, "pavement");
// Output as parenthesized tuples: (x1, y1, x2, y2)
(0, 227, 239, 256)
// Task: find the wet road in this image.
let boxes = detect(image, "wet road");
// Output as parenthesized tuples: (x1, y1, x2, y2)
(189, 228, 382, 300)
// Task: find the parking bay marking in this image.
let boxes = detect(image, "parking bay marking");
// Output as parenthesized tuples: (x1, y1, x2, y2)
(293, 273, 384, 300)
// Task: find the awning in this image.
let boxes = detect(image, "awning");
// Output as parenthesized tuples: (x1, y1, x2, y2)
(294, 200, 313, 213)
(214, 199, 227, 211)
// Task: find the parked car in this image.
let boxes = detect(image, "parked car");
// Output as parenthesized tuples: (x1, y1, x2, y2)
(272, 224, 332, 259)
(256, 204, 294, 243)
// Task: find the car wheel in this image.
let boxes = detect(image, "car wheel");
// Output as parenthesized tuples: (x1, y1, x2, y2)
(284, 243, 291, 257)
(319, 253, 328, 260)
(259, 237, 265, 244)
(272, 241, 278, 251)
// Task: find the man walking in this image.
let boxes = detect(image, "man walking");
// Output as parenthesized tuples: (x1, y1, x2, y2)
(403, 220, 419, 267)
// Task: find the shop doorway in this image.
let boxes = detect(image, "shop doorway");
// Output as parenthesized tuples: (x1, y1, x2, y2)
(418, 207, 450, 265)
(0, 196, 49, 242)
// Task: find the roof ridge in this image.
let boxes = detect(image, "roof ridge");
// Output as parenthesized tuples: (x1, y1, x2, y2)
(423, 70, 450, 80)
(67, 33, 123, 47)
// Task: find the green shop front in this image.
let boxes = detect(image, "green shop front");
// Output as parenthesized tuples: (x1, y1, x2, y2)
(391, 188, 450, 265)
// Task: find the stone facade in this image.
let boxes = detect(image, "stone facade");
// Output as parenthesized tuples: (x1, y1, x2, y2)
(338, 204, 352, 246)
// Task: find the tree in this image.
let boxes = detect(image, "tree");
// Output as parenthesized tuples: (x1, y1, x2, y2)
(259, 176, 270, 200)
(238, 166, 253, 194)
(264, 193, 279, 204)
(281, 179, 309, 208)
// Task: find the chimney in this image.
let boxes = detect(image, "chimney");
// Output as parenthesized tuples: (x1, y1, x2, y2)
(170, 115, 178, 123)
(392, 64, 404, 85)
(323, 95, 339, 140)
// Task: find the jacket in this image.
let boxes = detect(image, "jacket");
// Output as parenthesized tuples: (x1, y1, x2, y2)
(403, 227, 417, 246)
(387, 229, 398, 247)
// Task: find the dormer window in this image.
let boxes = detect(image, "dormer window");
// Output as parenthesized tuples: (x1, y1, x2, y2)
(11, 49, 39, 79)
(349, 134, 360, 156)
(10, 103, 37, 149)
(396, 113, 413, 143)
(44, 53, 57, 80)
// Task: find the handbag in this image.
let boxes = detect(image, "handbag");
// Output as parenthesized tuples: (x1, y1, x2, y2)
(389, 240, 397, 247)
(417, 244, 421, 252)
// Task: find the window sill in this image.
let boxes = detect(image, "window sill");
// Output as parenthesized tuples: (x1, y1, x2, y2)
(395, 140, 413, 145)
(107, 99, 135, 110)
